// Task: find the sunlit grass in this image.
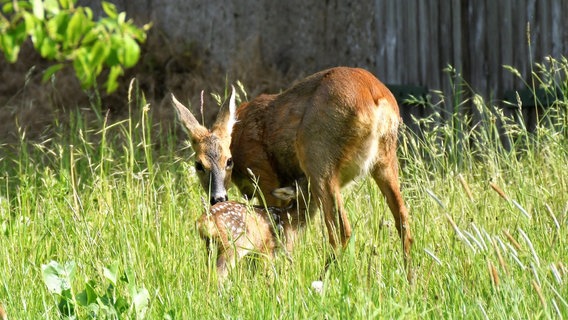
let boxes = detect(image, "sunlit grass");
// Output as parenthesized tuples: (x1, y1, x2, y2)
(0, 60, 567, 318)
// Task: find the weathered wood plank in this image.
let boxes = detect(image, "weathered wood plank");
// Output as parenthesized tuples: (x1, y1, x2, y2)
(550, 0, 563, 59)
(427, 1, 440, 90)
(417, 0, 429, 86)
(485, 0, 501, 99)
(404, 1, 418, 84)
(499, 0, 514, 91)
(384, 0, 399, 82)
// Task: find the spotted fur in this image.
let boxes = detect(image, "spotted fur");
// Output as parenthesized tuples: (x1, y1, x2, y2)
(197, 185, 307, 282)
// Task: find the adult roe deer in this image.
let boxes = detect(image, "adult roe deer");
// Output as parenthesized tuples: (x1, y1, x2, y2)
(172, 67, 413, 279)
(198, 183, 308, 281)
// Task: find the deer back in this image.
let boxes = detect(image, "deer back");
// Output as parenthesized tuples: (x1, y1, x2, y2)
(230, 67, 400, 201)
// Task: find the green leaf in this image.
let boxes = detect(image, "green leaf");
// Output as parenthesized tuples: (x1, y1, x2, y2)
(45, 11, 69, 41)
(22, 11, 37, 35)
(99, 16, 118, 31)
(42, 264, 66, 294)
(114, 296, 129, 314)
(83, 6, 92, 20)
(30, 24, 46, 50)
(42, 63, 64, 82)
(32, 0, 44, 19)
(81, 28, 99, 46)
(66, 10, 84, 46)
(121, 35, 140, 68)
(101, 1, 117, 19)
(44, 0, 60, 15)
(0, 22, 27, 62)
(105, 34, 122, 65)
(41, 261, 76, 295)
(72, 48, 95, 88)
(105, 65, 122, 93)
(89, 40, 109, 70)
(40, 37, 57, 59)
(76, 280, 99, 306)
(132, 288, 150, 318)
(103, 262, 119, 286)
(58, 0, 71, 10)
(2, 1, 33, 13)
(2, 2, 16, 14)
(23, 12, 46, 49)
(124, 22, 149, 42)
(117, 11, 125, 24)
(0, 39, 20, 62)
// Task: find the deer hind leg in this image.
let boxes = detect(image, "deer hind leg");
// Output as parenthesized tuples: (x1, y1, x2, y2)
(311, 177, 352, 250)
(371, 159, 413, 280)
(216, 248, 233, 281)
(216, 242, 253, 282)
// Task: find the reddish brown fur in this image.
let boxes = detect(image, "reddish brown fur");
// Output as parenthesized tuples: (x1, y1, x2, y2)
(173, 67, 413, 280)
(0, 303, 6, 320)
(230, 68, 412, 276)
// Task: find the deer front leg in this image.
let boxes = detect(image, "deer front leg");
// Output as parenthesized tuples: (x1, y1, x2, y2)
(216, 250, 232, 281)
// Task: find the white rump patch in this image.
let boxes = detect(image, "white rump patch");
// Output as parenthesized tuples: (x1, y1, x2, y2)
(350, 99, 400, 179)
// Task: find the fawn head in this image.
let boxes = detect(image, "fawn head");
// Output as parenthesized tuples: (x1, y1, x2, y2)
(172, 87, 237, 205)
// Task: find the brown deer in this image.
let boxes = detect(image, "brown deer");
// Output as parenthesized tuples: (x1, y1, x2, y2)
(172, 67, 413, 279)
(198, 183, 308, 281)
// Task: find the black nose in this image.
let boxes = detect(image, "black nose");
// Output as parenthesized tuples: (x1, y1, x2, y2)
(210, 195, 228, 205)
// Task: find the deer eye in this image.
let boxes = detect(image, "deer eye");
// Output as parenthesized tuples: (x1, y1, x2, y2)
(226, 158, 233, 170)
(195, 161, 205, 172)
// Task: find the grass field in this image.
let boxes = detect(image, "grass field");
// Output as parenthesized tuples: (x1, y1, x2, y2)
(0, 62, 567, 319)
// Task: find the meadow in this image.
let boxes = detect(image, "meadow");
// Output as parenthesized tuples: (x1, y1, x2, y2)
(0, 60, 566, 319)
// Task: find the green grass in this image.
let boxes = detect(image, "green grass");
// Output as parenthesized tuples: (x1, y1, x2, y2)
(0, 61, 567, 319)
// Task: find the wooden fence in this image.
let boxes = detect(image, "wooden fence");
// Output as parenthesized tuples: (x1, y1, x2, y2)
(373, 0, 567, 100)
(370, 0, 567, 150)
(86, 0, 568, 136)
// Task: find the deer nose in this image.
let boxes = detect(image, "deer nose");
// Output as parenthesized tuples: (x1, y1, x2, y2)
(210, 194, 228, 205)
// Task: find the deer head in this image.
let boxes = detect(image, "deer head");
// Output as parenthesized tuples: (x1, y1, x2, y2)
(172, 87, 237, 205)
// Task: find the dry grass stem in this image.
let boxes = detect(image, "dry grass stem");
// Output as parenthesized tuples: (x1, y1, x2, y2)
(487, 260, 500, 288)
(491, 237, 509, 275)
(457, 174, 474, 201)
(503, 230, 522, 251)
(489, 181, 509, 201)
(531, 280, 547, 310)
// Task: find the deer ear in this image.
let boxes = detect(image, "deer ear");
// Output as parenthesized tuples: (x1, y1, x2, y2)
(212, 85, 237, 139)
(171, 93, 208, 142)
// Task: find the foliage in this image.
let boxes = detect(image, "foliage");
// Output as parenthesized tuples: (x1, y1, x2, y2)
(42, 260, 150, 319)
(0, 0, 150, 93)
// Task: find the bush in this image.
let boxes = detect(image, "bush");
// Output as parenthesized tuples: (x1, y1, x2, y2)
(0, 0, 150, 93)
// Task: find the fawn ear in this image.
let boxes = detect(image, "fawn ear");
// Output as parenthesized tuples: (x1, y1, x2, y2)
(271, 186, 296, 201)
(211, 85, 237, 139)
(171, 93, 208, 143)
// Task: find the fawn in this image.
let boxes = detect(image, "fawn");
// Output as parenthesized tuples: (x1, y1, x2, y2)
(197, 183, 308, 281)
